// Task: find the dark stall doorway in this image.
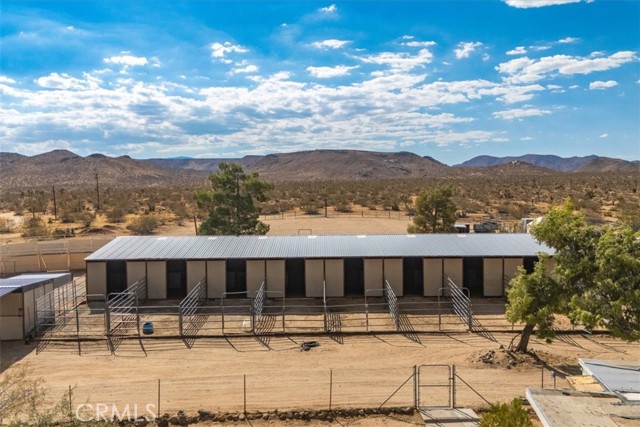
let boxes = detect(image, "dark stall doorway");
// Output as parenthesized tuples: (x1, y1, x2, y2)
(403, 258, 424, 296)
(226, 259, 247, 297)
(344, 258, 364, 296)
(285, 258, 306, 297)
(523, 256, 538, 274)
(166, 260, 187, 299)
(106, 261, 127, 296)
(463, 257, 484, 297)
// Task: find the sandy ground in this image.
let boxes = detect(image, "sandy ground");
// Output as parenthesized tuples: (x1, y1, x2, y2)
(1, 332, 638, 420)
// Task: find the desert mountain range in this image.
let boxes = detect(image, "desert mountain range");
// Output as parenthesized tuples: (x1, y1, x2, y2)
(0, 149, 637, 189)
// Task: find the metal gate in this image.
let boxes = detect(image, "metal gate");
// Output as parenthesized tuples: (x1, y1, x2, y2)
(417, 364, 454, 408)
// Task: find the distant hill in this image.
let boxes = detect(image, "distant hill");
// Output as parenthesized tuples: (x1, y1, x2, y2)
(246, 150, 452, 181)
(460, 160, 556, 177)
(0, 149, 207, 190)
(146, 156, 260, 172)
(457, 154, 637, 173)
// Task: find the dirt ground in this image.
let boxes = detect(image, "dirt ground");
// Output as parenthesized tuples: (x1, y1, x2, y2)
(1, 332, 638, 422)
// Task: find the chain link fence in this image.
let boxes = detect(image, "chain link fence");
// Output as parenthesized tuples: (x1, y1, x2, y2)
(42, 364, 566, 420)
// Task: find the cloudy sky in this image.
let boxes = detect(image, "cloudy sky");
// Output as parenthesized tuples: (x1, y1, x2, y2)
(1, 0, 638, 164)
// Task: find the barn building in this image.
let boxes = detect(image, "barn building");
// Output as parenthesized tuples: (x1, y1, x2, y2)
(85, 234, 551, 300)
(0, 272, 72, 340)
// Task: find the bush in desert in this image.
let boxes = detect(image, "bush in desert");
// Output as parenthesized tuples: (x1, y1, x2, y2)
(480, 398, 533, 427)
(127, 215, 159, 235)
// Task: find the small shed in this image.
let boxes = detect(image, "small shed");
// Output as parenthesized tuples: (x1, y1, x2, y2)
(0, 272, 72, 341)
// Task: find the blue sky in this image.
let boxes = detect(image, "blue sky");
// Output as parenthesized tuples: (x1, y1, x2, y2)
(1, 0, 638, 164)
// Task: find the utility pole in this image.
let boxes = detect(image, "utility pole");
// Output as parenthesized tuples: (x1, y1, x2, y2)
(52, 186, 57, 220)
(94, 172, 100, 211)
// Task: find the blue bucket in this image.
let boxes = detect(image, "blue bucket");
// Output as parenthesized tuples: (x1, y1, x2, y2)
(142, 322, 154, 335)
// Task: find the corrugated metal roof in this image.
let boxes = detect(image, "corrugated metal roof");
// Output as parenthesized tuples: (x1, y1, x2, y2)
(86, 234, 553, 261)
(0, 273, 69, 290)
(0, 286, 18, 298)
(580, 359, 640, 394)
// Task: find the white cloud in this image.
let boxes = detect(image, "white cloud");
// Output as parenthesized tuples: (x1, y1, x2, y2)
(503, 0, 589, 8)
(311, 39, 350, 49)
(0, 76, 16, 84)
(493, 108, 551, 120)
(589, 80, 618, 90)
(210, 42, 248, 59)
(558, 37, 580, 44)
(231, 64, 259, 74)
(307, 65, 358, 78)
(319, 4, 337, 13)
(520, 136, 534, 141)
(600, 133, 608, 138)
(35, 72, 91, 90)
(404, 41, 437, 48)
(402, 35, 414, 40)
(497, 51, 638, 83)
(454, 42, 483, 59)
(65, 25, 75, 31)
(529, 45, 552, 52)
(507, 46, 527, 56)
(357, 48, 434, 72)
(104, 54, 148, 67)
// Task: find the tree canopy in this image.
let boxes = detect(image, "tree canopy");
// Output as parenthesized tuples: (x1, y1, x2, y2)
(407, 184, 456, 233)
(195, 163, 272, 236)
(506, 199, 640, 352)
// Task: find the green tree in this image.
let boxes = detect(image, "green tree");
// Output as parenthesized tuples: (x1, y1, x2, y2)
(506, 255, 564, 352)
(195, 163, 272, 235)
(507, 199, 640, 352)
(480, 398, 533, 427)
(407, 185, 456, 233)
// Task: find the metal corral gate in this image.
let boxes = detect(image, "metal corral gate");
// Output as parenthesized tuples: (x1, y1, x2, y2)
(439, 276, 473, 331)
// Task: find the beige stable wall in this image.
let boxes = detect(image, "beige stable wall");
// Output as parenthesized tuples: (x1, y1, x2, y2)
(86, 262, 106, 296)
(444, 258, 463, 287)
(325, 259, 344, 297)
(266, 260, 285, 296)
(247, 260, 265, 297)
(483, 258, 503, 297)
(186, 261, 206, 293)
(147, 261, 167, 299)
(504, 258, 523, 283)
(424, 258, 443, 296)
(127, 261, 146, 288)
(364, 258, 383, 297)
(383, 258, 403, 297)
(23, 289, 35, 336)
(0, 293, 23, 340)
(206, 260, 226, 299)
(305, 259, 324, 298)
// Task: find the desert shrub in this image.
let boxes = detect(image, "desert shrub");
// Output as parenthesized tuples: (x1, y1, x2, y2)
(335, 203, 352, 213)
(21, 217, 48, 238)
(73, 211, 94, 228)
(0, 218, 14, 233)
(127, 216, 158, 235)
(480, 398, 533, 427)
(301, 204, 320, 215)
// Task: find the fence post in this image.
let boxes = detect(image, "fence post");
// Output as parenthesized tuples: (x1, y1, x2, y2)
(541, 365, 544, 388)
(243, 374, 247, 414)
(157, 379, 161, 417)
(413, 365, 418, 409)
(329, 369, 333, 411)
(451, 365, 456, 408)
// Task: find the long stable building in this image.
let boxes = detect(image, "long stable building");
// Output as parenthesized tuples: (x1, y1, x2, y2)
(85, 234, 552, 300)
